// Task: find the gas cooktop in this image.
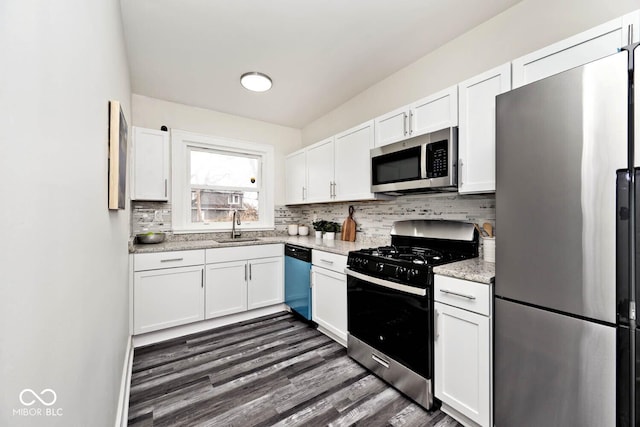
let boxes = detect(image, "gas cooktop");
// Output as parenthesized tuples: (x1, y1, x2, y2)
(346, 220, 479, 288)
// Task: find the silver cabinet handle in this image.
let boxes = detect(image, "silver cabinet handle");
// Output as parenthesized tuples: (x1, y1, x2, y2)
(411, 111, 415, 134)
(249, 263, 252, 280)
(164, 179, 168, 197)
(440, 288, 476, 300)
(371, 353, 390, 369)
(434, 309, 439, 339)
(403, 112, 408, 136)
(302, 186, 306, 200)
(160, 258, 183, 263)
(320, 259, 334, 265)
(201, 268, 204, 288)
(244, 264, 247, 281)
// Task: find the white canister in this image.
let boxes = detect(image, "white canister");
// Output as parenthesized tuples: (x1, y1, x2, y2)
(315, 230, 323, 239)
(483, 237, 495, 263)
(324, 232, 335, 240)
(288, 224, 299, 236)
(298, 225, 309, 236)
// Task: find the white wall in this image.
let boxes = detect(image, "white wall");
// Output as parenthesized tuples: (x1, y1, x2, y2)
(302, 0, 640, 144)
(131, 94, 302, 206)
(0, 1, 131, 426)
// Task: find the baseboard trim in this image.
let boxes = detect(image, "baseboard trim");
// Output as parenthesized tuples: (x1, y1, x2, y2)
(132, 304, 288, 348)
(115, 336, 134, 427)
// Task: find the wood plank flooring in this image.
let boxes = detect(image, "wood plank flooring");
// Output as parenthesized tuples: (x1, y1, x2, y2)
(128, 312, 462, 427)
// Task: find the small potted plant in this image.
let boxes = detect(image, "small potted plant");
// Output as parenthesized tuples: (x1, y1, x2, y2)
(323, 221, 341, 240)
(312, 220, 326, 238)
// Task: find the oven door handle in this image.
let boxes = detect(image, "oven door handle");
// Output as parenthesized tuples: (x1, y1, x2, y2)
(344, 268, 427, 297)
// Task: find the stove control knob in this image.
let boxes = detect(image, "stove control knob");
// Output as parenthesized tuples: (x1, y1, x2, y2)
(407, 269, 419, 280)
(396, 267, 407, 278)
(376, 263, 385, 273)
(361, 259, 369, 268)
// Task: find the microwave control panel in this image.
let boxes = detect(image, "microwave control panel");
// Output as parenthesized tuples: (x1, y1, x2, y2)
(426, 140, 448, 178)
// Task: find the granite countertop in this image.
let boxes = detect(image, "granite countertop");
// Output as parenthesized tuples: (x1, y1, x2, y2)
(131, 235, 495, 284)
(433, 258, 495, 284)
(130, 235, 387, 256)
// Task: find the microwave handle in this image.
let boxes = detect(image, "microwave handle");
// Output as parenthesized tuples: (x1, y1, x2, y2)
(420, 144, 427, 179)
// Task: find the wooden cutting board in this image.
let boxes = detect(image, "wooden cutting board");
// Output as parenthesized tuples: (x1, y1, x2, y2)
(341, 206, 357, 242)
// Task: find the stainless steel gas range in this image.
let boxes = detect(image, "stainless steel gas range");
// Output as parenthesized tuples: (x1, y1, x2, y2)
(345, 220, 478, 410)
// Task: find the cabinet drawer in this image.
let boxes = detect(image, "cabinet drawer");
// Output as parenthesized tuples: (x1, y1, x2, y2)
(312, 250, 347, 274)
(434, 275, 491, 316)
(134, 250, 205, 271)
(206, 243, 283, 263)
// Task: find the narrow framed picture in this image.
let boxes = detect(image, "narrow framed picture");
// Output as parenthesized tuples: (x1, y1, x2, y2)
(108, 100, 128, 210)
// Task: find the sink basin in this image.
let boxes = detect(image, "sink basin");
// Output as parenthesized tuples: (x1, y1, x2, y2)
(215, 238, 261, 244)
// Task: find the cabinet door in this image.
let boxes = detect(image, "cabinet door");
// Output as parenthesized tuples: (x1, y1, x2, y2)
(458, 63, 511, 194)
(434, 302, 490, 427)
(312, 266, 347, 344)
(411, 85, 458, 136)
(512, 14, 637, 88)
(133, 265, 204, 334)
(285, 150, 306, 204)
(132, 127, 169, 201)
(374, 106, 409, 147)
(306, 138, 334, 202)
(205, 260, 248, 318)
(334, 120, 375, 202)
(248, 256, 283, 310)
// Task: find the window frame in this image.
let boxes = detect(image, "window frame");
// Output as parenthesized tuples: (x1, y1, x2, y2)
(171, 129, 274, 233)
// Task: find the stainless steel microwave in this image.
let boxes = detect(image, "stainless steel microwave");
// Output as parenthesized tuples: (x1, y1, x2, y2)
(370, 127, 457, 194)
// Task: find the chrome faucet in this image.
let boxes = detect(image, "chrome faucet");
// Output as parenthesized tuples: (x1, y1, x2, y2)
(231, 210, 241, 239)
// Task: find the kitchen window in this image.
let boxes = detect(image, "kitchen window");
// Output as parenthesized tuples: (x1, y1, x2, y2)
(172, 130, 274, 232)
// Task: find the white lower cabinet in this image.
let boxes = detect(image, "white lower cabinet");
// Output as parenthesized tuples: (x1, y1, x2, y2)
(133, 265, 204, 334)
(312, 266, 347, 345)
(205, 260, 248, 318)
(248, 257, 284, 310)
(311, 250, 348, 345)
(205, 244, 284, 320)
(132, 245, 283, 335)
(434, 275, 492, 427)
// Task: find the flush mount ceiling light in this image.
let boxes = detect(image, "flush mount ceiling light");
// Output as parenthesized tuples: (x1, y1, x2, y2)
(240, 72, 273, 92)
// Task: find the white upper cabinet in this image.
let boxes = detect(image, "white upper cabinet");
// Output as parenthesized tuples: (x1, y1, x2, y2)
(305, 137, 335, 203)
(411, 85, 458, 137)
(374, 106, 410, 147)
(512, 11, 640, 88)
(333, 120, 376, 202)
(285, 150, 306, 205)
(289, 124, 389, 205)
(374, 85, 458, 147)
(458, 63, 511, 194)
(131, 126, 170, 201)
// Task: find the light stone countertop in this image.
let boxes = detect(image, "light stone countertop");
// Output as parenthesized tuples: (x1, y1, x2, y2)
(433, 258, 495, 284)
(130, 235, 388, 256)
(131, 235, 495, 283)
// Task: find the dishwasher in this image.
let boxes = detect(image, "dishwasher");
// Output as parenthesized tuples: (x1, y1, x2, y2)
(284, 244, 312, 320)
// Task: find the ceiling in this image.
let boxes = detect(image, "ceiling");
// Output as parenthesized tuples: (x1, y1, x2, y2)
(120, 0, 522, 129)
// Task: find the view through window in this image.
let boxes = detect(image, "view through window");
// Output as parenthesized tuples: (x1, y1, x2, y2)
(189, 149, 260, 224)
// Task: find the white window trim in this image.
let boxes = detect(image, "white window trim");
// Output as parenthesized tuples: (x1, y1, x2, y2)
(171, 129, 274, 233)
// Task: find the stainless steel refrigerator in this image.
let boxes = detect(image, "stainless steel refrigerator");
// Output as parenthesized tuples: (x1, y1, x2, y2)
(495, 45, 638, 426)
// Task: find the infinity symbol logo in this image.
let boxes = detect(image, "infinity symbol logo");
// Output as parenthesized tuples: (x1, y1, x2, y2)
(19, 389, 57, 406)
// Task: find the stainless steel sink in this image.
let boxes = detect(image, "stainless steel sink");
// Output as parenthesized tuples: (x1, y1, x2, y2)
(215, 238, 261, 244)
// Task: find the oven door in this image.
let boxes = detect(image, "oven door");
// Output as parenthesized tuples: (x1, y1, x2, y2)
(346, 268, 432, 378)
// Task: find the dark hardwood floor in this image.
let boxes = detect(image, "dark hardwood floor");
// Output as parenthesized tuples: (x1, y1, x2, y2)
(128, 312, 462, 427)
